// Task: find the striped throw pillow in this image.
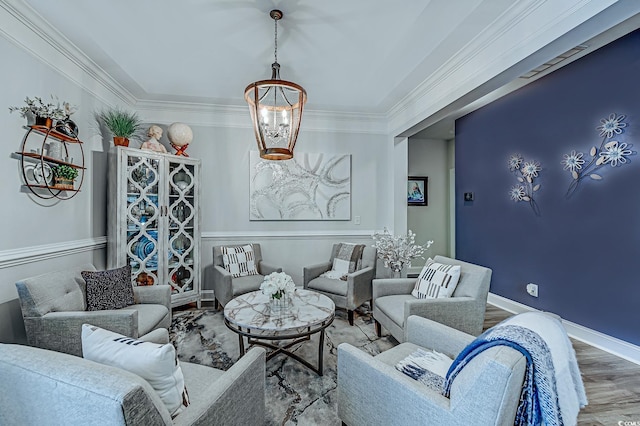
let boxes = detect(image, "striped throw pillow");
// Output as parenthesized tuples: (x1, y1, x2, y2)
(222, 244, 259, 278)
(411, 258, 461, 299)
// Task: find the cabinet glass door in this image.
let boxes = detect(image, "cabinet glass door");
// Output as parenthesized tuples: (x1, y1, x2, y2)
(167, 161, 196, 296)
(125, 154, 163, 286)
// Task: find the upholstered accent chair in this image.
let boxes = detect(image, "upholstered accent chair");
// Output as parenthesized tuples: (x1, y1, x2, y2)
(338, 315, 526, 426)
(0, 343, 266, 426)
(303, 244, 377, 325)
(208, 243, 282, 309)
(15, 264, 171, 357)
(373, 255, 491, 342)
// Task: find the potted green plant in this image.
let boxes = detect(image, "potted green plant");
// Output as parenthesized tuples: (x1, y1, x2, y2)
(9, 96, 68, 128)
(52, 164, 79, 190)
(98, 107, 143, 147)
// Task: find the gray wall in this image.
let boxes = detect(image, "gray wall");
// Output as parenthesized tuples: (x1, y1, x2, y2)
(407, 137, 451, 263)
(0, 26, 390, 343)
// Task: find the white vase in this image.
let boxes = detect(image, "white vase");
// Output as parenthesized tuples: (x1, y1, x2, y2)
(48, 140, 63, 160)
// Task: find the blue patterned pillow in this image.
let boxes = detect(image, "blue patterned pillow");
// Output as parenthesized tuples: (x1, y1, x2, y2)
(82, 265, 135, 311)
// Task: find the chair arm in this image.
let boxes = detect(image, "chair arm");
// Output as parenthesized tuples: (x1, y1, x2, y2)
(337, 343, 451, 426)
(212, 265, 233, 306)
(303, 261, 332, 287)
(405, 316, 474, 358)
(174, 347, 266, 426)
(372, 278, 415, 299)
(133, 285, 171, 308)
(258, 261, 282, 275)
(346, 266, 376, 308)
(26, 310, 137, 356)
(404, 297, 480, 336)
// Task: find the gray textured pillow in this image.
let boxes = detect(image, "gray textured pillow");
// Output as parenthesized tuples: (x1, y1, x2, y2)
(82, 265, 135, 311)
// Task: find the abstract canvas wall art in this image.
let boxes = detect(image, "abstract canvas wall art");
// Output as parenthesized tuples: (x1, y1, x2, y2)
(250, 151, 351, 220)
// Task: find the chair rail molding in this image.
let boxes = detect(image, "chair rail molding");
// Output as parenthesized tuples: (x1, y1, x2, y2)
(0, 237, 107, 269)
(201, 230, 376, 241)
(488, 292, 640, 366)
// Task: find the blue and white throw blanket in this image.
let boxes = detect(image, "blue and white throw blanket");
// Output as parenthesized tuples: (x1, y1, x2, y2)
(442, 312, 587, 426)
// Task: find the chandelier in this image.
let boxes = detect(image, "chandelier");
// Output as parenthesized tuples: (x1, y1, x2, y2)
(245, 9, 307, 160)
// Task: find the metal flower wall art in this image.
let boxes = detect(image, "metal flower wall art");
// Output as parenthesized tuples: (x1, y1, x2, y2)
(563, 113, 634, 198)
(508, 154, 541, 215)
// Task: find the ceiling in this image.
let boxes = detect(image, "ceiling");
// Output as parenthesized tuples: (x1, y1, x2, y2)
(20, 0, 517, 113)
(18, 0, 640, 138)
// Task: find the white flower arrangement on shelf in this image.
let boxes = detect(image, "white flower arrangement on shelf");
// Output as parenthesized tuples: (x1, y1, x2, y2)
(371, 228, 433, 276)
(260, 272, 296, 300)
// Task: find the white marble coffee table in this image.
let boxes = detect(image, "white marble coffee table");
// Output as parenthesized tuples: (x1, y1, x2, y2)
(224, 289, 335, 375)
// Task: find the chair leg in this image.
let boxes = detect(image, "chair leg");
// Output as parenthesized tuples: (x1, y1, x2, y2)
(348, 310, 354, 326)
(375, 320, 381, 337)
(214, 298, 219, 310)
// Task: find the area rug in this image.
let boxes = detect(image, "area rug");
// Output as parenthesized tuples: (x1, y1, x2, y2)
(169, 304, 396, 425)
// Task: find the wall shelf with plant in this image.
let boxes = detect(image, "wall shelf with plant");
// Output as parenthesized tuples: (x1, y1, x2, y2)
(14, 125, 86, 200)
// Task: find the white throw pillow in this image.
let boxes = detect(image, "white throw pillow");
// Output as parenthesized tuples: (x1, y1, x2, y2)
(411, 258, 461, 299)
(320, 258, 351, 280)
(81, 324, 188, 416)
(222, 244, 259, 277)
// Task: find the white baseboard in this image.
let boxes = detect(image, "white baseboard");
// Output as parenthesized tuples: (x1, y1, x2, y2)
(0, 237, 107, 269)
(488, 293, 640, 366)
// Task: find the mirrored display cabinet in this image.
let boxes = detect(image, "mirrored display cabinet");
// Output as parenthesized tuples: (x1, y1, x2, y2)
(107, 146, 201, 308)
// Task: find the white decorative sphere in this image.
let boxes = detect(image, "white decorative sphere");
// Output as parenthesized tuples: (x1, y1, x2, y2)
(167, 122, 193, 147)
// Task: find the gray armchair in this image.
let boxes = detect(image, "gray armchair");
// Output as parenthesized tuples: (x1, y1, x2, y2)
(208, 243, 282, 309)
(338, 315, 526, 426)
(15, 264, 171, 357)
(373, 255, 491, 342)
(303, 244, 377, 325)
(0, 343, 266, 426)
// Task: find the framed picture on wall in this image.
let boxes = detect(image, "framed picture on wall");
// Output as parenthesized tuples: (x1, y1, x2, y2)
(408, 176, 428, 206)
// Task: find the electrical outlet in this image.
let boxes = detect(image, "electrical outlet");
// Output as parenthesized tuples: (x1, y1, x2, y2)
(354, 215, 361, 225)
(526, 283, 538, 297)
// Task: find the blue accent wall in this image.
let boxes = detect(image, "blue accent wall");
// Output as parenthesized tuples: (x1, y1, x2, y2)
(456, 29, 640, 345)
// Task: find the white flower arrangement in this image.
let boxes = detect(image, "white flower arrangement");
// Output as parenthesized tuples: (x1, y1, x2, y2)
(9, 95, 75, 121)
(260, 272, 296, 300)
(372, 228, 433, 275)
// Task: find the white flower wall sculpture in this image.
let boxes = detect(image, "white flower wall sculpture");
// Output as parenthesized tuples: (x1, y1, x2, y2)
(563, 113, 634, 198)
(508, 154, 542, 215)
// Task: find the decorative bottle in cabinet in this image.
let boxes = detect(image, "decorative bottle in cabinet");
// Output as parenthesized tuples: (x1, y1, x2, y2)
(107, 146, 201, 308)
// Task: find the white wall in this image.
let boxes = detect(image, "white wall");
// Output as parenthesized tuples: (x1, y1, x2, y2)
(407, 137, 450, 262)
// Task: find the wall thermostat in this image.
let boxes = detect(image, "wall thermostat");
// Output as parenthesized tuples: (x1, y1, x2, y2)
(464, 192, 474, 201)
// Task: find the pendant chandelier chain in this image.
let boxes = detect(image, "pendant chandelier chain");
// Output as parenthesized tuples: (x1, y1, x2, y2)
(273, 16, 278, 65)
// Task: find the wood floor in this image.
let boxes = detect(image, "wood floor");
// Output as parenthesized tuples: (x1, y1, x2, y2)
(484, 305, 640, 425)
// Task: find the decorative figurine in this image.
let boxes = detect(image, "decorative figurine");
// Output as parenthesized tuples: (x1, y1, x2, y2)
(167, 122, 193, 157)
(141, 125, 167, 153)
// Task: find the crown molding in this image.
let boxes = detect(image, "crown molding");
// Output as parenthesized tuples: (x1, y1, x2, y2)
(1, 0, 386, 135)
(0, 0, 136, 106)
(135, 99, 387, 134)
(386, 0, 618, 136)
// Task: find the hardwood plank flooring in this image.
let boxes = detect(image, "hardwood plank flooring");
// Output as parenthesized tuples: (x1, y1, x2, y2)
(484, 304, 640, 425)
